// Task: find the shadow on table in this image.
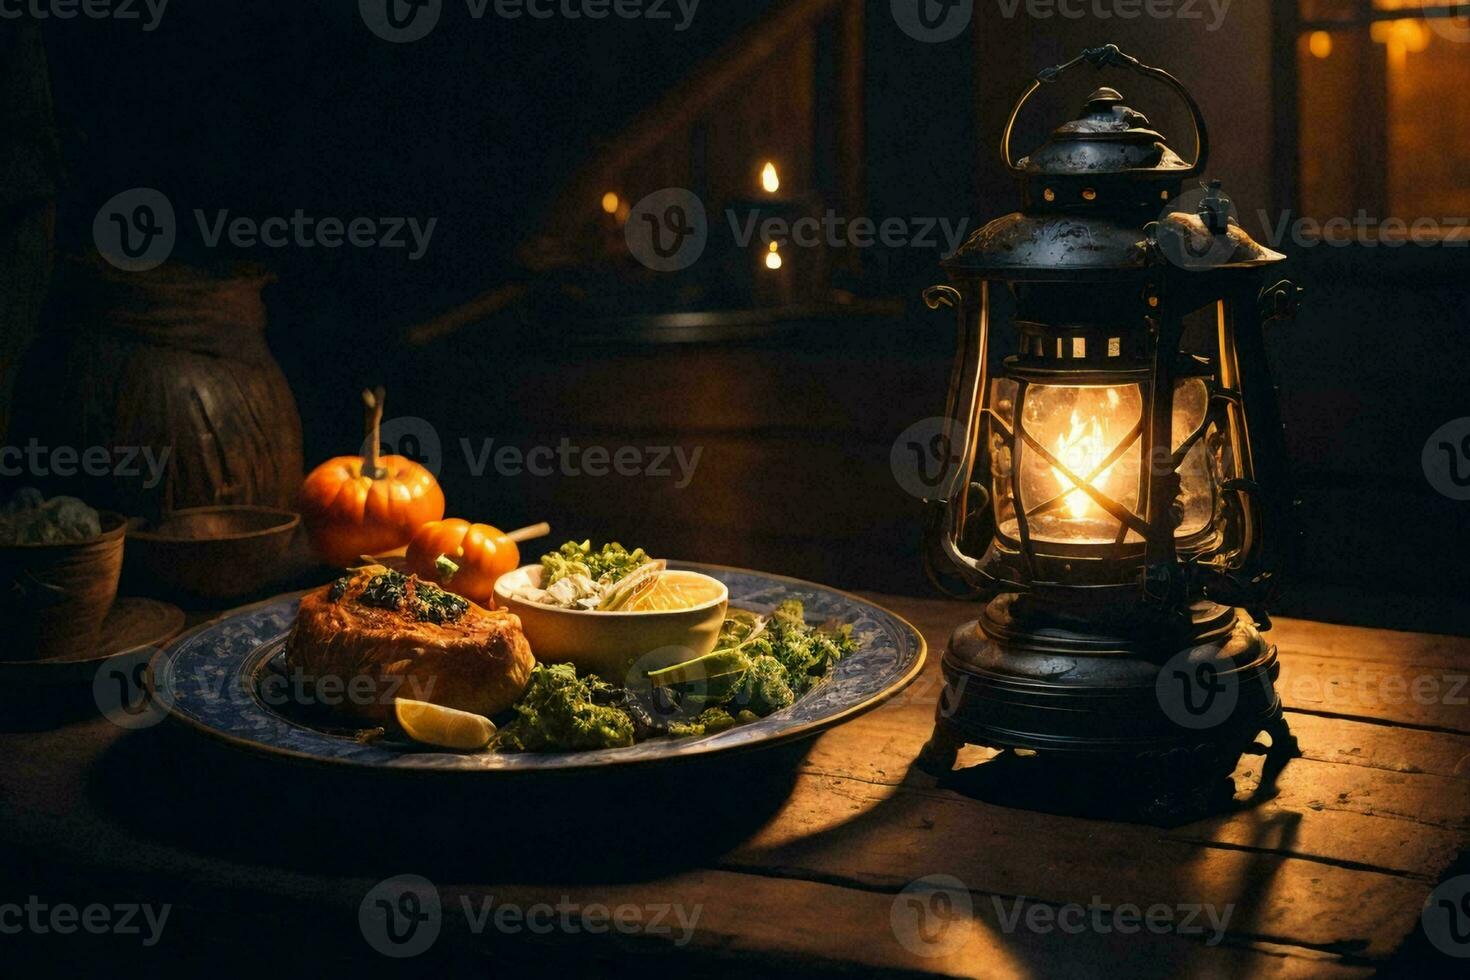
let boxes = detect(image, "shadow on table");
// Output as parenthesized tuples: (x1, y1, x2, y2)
(86, 722, 810, 884)
(726, 750, 1314, 972)
(0, 688, 103, 731)
(935, 745, 1295, 829)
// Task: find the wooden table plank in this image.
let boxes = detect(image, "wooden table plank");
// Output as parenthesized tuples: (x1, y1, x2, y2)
(0, 719, 1369, 978)
(0, 830, 1369, 979)
(846, 593, 1470, 807)
(1275, 651, 1470, 732)
(865, 593, 1470, 733)
(786, 593, 1470, 968)
(1, 589, 1464, 976)
(800, 711, 1468, 875)
(444, 870, 1373, 979)
(809, 696, 1470, 837)
(1272, 617, 1470, 670)
(724, 765, 1432, 962)
(1284, 712, 1470, 778)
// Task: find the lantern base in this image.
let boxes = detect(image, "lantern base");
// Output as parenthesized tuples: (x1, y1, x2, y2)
(919, 593, 1299, 824)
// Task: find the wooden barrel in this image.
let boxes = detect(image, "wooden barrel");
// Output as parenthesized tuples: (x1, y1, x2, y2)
(9, 254, 304, 522)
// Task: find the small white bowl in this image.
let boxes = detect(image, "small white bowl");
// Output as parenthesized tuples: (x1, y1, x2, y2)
(493, 564, 729, 682)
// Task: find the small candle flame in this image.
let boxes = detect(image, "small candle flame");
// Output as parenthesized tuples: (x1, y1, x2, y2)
(601, 192, 620, 215)
(765, 241, 783, 270)
(761, 162, 780, 194)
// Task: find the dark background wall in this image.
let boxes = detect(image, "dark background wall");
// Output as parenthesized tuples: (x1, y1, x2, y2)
(5, 1, 1469, 633)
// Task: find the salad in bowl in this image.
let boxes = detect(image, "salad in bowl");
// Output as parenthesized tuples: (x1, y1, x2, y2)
(487, 540, 855, 753)
(494, 540, 730, 677)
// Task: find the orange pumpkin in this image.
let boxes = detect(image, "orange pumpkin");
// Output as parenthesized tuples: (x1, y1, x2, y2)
(298, 389, 445, 567)
(299, 455, 444, 566)
(406, 519, 520, 606)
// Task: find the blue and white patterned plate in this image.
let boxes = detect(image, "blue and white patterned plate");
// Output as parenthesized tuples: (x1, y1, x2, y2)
(151, 562, 926, 772)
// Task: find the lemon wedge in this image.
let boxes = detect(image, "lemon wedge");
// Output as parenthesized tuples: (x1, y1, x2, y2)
(394, 698, 496, 750)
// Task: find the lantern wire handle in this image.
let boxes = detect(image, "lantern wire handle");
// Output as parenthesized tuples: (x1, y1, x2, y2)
(1000, 43, 1210, 179)
(921, 281, 1006, 599)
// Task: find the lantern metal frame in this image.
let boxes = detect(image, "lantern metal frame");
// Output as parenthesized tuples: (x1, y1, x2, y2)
(918, 46, 1303, 822)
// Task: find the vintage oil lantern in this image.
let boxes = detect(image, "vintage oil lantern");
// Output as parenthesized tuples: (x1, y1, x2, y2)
(919, 46, 1303, 819)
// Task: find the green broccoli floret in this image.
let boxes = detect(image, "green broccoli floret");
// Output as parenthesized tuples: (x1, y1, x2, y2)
(716, 609, 764, 647)
(540, 540, 651, 587)
(758, 600, 856, 697)
(495, 664, 635, 752)
(668, 707, 739, 738)
(772, 630, 818, 689)
(729, 654, 795, 717)
(810, 626, 855, 674)
(496, 601, 859, 753)
(658, 600, 857, 713)
(771, 599, 806, 626)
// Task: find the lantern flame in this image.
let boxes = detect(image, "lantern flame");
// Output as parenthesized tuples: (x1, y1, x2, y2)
(1051, 410, 1115, 520)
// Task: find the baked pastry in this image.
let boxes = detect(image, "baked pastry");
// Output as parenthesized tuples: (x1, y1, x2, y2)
(283, 565, 534, 722)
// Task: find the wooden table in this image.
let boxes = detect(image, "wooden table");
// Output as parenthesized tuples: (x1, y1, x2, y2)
(2, 592, 1467, 976)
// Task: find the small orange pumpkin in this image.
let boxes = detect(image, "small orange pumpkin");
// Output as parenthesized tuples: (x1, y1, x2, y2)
(406, 519, 520, 606)
(298, 389, 445, 567)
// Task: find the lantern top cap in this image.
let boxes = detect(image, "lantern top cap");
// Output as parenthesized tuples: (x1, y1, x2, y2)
(942, 47, 1285, 276)
(998, 45, 1209, 182)
(1018, 86, 1189, 177)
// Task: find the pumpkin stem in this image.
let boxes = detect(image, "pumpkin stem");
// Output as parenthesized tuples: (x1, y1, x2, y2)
(362, 386, 387, 479)
(506, 522, 552, 544)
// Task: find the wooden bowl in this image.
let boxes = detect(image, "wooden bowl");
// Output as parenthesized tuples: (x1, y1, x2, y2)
(0, 512, 126, 662)
(125, 505, 300, 602)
